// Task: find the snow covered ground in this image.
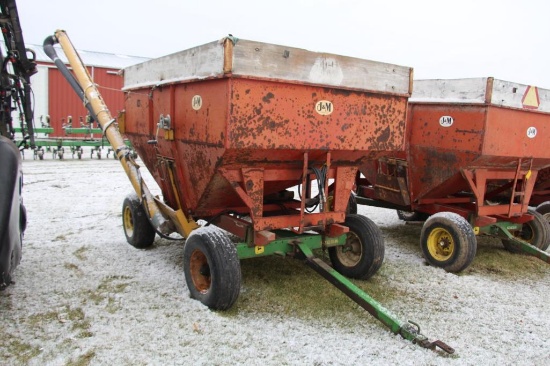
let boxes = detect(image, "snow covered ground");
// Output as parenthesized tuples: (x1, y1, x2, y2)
(1, 151, 549, 365)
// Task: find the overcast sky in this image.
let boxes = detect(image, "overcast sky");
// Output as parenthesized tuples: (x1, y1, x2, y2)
(16, 0, 550, 88)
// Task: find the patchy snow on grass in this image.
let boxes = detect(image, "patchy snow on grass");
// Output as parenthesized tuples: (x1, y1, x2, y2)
(1, 153, 549, 365)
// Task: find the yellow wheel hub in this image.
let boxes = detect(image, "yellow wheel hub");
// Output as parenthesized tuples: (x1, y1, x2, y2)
(123, 206, 134, 236)
(427, 227, 454, 261)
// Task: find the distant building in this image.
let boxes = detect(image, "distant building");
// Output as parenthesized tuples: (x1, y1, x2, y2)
(19, 42, 149, 137)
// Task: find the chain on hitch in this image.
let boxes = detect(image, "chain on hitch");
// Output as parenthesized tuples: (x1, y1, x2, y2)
(402, 321, 455, 354)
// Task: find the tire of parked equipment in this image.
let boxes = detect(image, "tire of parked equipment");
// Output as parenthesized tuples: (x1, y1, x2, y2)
(396, 210, 429, 222)
(502, 209, 550, 252)
(328, 214, 384, 280)
(535, 201, 550, 226)
(420, 212, 477, 273)
(122, 192, 156, 249)
(183, 228, 242, 310)
(325, 191, 357, 215)
(346, 193, 358, 215)
(19, 203, 27, 234)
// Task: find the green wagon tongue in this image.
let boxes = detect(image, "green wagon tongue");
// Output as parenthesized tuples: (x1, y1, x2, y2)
(297, 243, 455, 355)
(484, 221, 550, 264)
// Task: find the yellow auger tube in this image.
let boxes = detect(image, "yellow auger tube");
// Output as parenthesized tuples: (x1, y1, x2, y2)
(54, 30, 197, 238)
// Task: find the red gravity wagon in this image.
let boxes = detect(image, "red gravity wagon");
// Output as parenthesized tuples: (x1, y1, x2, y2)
(356, 77, 550, 272)
(45, 32, 456, 352)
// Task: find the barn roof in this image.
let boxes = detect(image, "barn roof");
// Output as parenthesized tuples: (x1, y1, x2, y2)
(4, 41, 150, 69)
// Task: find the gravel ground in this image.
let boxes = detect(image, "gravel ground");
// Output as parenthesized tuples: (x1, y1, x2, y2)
(1, 152, 549, 365)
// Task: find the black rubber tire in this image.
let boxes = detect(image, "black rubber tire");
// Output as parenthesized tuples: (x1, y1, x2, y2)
(321, 191, 357, 214)
(19, 203, 27, 234)
(328, 214, 385, 280)
(122, 193, 156, 248)
(420, 212, 477, 273)
(346, 193, 358, 215)
(502, 209, 550, 252)
(536, 202, 550, 251)
(183, 228, 241, 310)
(535, 201, 550, 226)
(397, 210, 430, 222)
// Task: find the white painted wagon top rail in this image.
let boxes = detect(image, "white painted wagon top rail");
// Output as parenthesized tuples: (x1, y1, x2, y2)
(122, 37, 412, 96)
(410, 77, 550, 114)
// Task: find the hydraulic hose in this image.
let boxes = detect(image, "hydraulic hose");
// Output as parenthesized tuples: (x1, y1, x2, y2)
(43, 36, 97, 121)
(1, 0, 36, 147)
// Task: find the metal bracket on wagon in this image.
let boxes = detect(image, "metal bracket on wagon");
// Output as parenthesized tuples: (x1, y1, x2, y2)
(296, 243, 455, 354)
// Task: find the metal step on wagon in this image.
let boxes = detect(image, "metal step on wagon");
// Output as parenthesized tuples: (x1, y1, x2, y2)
(356, 77, 550, 272)
(44, 31, 454, 353)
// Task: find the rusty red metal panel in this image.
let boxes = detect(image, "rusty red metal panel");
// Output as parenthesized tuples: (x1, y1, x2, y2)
(408, 104, 485, 155)
(122, 39, 413, 238)
(402, 103, 482, 203)
(126, 75, 408, 219)
(406, 102, 550, 205)
(484, 106, 550, 162)
(227, 78, 407, 155)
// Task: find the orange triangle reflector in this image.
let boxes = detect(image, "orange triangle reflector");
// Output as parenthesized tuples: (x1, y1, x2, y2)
(522, 86, 540, 109)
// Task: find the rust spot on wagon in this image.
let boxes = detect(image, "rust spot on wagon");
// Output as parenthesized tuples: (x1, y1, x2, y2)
(262, 92, 275, 103)
(376, 126, 391, 143)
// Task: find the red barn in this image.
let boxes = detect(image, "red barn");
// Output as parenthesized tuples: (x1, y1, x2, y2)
(23, 42, 149, 137)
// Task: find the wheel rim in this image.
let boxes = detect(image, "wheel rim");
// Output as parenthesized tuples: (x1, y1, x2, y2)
(427, 227, 455, 261)
(336, 231, 363, 267)
(189, 249, 211, 293)
(514, 222, 535, 242)
(123, 206, 134, 237)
